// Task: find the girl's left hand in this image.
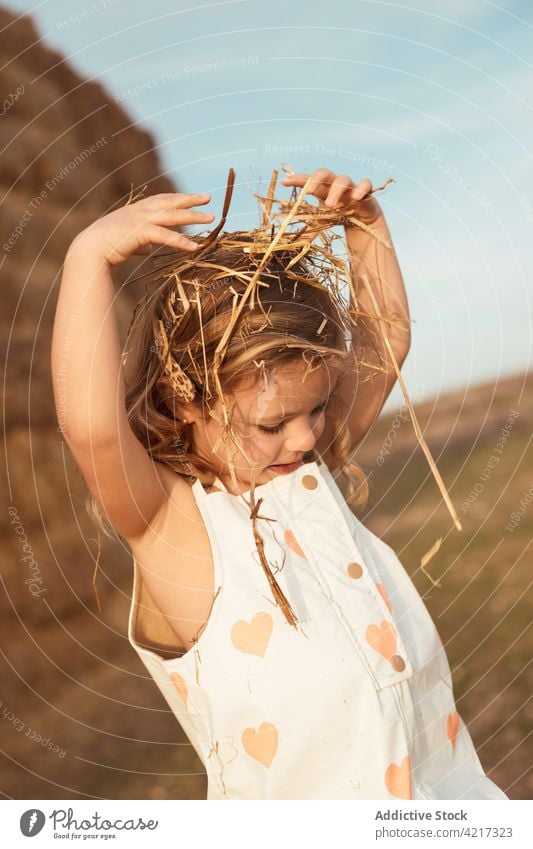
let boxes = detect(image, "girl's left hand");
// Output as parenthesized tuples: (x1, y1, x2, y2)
(280, 167, 382, 225)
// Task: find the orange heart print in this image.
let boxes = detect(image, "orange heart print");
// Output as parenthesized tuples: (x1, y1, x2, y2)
(242, 722, 279, 769)
(170, 671, 188, 706)
(365, 620, 397, 660)
(375, 582, 393, 612)
(447, 711, 460, 751)
(385, 755, 412, 799)
(230, 612, 273, 657)
(284, 529, 306, 558)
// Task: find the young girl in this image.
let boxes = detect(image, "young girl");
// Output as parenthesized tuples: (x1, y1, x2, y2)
(51, 167, 508, 801)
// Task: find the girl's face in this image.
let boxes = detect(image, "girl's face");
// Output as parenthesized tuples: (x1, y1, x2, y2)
(187, 359, 337, 492)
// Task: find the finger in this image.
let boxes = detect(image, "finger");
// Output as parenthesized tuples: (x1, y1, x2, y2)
(351, 178, 373, 201)
(324, 174, 353, 207)
(173, 192, 212, 209)
(144, 192, 212, 210)
(145, 225, 201, 251)
(281, 169, 333, 188)
(140, 207, 215, 233)
(281, 169, 335, 200)
(306, 168, 336, 196)
(134, 243, 152, 256)
(280, 173, 309, 184)
(153, 209, 215, 225)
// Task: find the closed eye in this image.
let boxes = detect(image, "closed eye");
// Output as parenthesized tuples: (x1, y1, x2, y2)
(257, 402, 328, 435)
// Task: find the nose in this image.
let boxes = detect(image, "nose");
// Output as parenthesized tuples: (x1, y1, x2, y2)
(284, 420, 318, 455)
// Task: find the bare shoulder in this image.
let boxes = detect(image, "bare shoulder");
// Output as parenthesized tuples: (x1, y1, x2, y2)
(125, 465, 217, 653)
(126, 463, 197, 547)
(152, 461, 193, 497)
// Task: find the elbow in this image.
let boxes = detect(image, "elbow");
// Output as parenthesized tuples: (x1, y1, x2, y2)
(388, 340, 410, 372)
(398, 335, 411, 364)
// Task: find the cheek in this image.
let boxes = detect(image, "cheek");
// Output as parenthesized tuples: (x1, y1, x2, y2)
(239, 431, 280, 462)
(316, 415, 326, 439)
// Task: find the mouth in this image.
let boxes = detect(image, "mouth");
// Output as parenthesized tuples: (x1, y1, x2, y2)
(268, 459, 304, 474)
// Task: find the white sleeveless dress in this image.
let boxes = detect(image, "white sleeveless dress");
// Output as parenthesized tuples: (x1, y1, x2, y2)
(127, 459, 508, 800)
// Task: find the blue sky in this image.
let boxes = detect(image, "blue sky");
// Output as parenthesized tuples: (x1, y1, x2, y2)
(4, 0, 532, 411)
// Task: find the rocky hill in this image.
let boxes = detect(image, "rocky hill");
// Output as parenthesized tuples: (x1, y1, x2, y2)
(1, 5, 176, 623)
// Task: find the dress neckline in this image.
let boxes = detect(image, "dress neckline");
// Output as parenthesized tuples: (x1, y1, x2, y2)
(194, 458, 329, 500)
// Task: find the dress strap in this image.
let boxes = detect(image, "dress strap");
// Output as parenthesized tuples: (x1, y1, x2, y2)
(192, 474, 229, 496)
(210, 475, 228, 492)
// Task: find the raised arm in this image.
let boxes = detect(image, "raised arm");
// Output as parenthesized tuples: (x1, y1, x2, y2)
(281, 168, 411, 457)
(340, 204, 411, 445)
(51, 193, 214, 540)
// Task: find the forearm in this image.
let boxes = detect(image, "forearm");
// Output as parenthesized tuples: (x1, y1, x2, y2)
(344, 211, 411, 364)
(51, 241, 126, 444)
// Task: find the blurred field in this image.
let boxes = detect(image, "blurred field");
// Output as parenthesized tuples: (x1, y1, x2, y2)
(2, 370, 530, 801)
(356, 370, 532, 801)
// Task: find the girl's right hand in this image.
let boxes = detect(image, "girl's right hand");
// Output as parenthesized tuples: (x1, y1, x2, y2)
(68, 192, 215, 267)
